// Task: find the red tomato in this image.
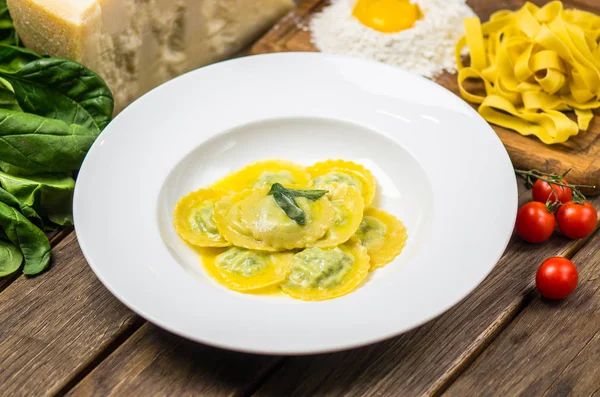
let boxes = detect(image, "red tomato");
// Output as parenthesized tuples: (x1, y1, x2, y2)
(515, 202, 556, 243)
(532, 178, 572, 204)
(556, 201, 598, 239)
(536, 257, 578, 299)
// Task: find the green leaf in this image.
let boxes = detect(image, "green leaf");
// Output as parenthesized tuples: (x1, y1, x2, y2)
(272, 190, 307, 225)
(0, 171, 74, 227)
(0, 200, 50, 275)
(0, 2, 18, 48)
(267, 183, 328, 225)
(0, 58, 114, 131)
(0, 45, 41, 72)
(283, 186, 328, 200)
(47, 212, 72, 227)
(0, 109, 97, 175)
(0, 186, 42, 227)
(0, 86, 20, 111)
(0, 30, 18, 47)
(0, 239, 22, 277)
(0, 19, 12, 29)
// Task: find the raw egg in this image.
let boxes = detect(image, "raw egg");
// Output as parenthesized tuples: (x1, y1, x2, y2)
(352, 0, 422, 33)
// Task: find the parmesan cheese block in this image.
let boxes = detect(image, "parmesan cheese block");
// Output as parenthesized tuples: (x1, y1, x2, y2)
(7, 0, 293, 112)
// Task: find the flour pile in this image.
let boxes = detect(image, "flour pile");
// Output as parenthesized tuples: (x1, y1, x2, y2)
(310, 0, 475, 77)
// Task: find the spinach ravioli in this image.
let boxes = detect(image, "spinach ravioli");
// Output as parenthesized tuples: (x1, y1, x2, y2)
(172, 159, 407, 300)
(307, 160, 376, 206)
(202, 247, 293, 291)
(311, 185, 364, 248)
(173, 188, 231, 247)
(213, 186, 336, 251)
(354, 207, 408, 270)
(281, 240, 370, 301)
(210, 159, 311, 192)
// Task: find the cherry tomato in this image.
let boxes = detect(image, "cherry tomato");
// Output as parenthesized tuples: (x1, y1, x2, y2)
(532, 178, 572, 204)
(536, 257, 578, 299)
(515, 202, 556, 243)
(556, 201, 598, 239)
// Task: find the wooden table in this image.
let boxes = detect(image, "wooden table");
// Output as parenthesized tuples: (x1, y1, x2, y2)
(3, 4, 600, 397)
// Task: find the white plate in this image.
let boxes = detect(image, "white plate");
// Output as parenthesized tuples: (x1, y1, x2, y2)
(74, 53, 517, 355)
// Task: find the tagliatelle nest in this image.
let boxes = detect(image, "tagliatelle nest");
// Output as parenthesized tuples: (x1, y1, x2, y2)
(456, 1, 600, 144)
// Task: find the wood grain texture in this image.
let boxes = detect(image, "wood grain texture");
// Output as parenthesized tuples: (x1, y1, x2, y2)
(66, 323, 282, 397)
(444, 231, 600, 396)
(250, 0, 600, 195)
(251, 187, 600, 397)
(0, 232, 140, 396)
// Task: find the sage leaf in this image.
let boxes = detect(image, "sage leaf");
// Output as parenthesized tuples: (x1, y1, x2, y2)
(285, 187, 329, 200)
(0, 58, 114, 131)
(0, 239, 22, 277)
(0, 171, 74, 227)
(0, 109, 96, 175)
(0, 200, 50, 275)
(268, 183, 328, 225)
(272, 191, 307, 225)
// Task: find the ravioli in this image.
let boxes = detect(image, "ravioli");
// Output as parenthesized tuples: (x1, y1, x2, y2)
(210, 160, 311, 192)
(201, 247, 292, 291)
(281, 240, 370, 301)
(307, 160, 376, 206)
(173, 158, 409, 300)
(354, 207, 407, 270)
(213, 186, 336, 251)
(311, 185, 364, 248)
(173, 188, 231, 247)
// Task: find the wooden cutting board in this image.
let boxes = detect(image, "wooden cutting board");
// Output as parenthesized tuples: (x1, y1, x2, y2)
(250, 0, 600, 195)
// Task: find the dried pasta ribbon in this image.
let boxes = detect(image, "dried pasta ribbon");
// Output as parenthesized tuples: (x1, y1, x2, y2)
(456, 1, 600, 144)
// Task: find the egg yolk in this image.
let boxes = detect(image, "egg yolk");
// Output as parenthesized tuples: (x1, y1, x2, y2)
(353, 0, 422, 33)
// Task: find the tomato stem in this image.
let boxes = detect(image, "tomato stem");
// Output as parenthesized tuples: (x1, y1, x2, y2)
(515, 169, 594, 207)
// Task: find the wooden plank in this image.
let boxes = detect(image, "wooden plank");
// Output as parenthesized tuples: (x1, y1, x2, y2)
(250, 187, 600, 397)
(0, 232, 141, 396)
(444, 229, 600, 396)
(544, 332, 600, 396)
(66, 323, 282, 397)
(249, 0, 600, 195)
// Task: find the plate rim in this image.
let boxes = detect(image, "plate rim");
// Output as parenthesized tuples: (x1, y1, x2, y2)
(74, 52, 518, 355)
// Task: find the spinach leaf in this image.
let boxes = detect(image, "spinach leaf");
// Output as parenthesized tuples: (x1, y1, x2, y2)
(0, 239, 22, 276)
(0, 185, 42, 227)
(0, 200, 50, 275)
(0, 109, 96, 175)
(0, 45, 41, 72)
(0, 171, 74, 226)
(0, 58, 114, 132)
(0, 1, 18, 47)
(267, 183, 328, 225)
(0, 86, 19, 110)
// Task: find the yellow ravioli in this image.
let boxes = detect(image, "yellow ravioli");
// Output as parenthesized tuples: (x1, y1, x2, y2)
(200, 247, 292, 291)
(311, 185, 364, 248)
(210, 159, 311, 192)
(173, 188, 231, 247)
(281, 240, 370, 301)
(307, 160, 376, 206)
(354, 207, 407, 270)
(213, 186, 335, 251)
